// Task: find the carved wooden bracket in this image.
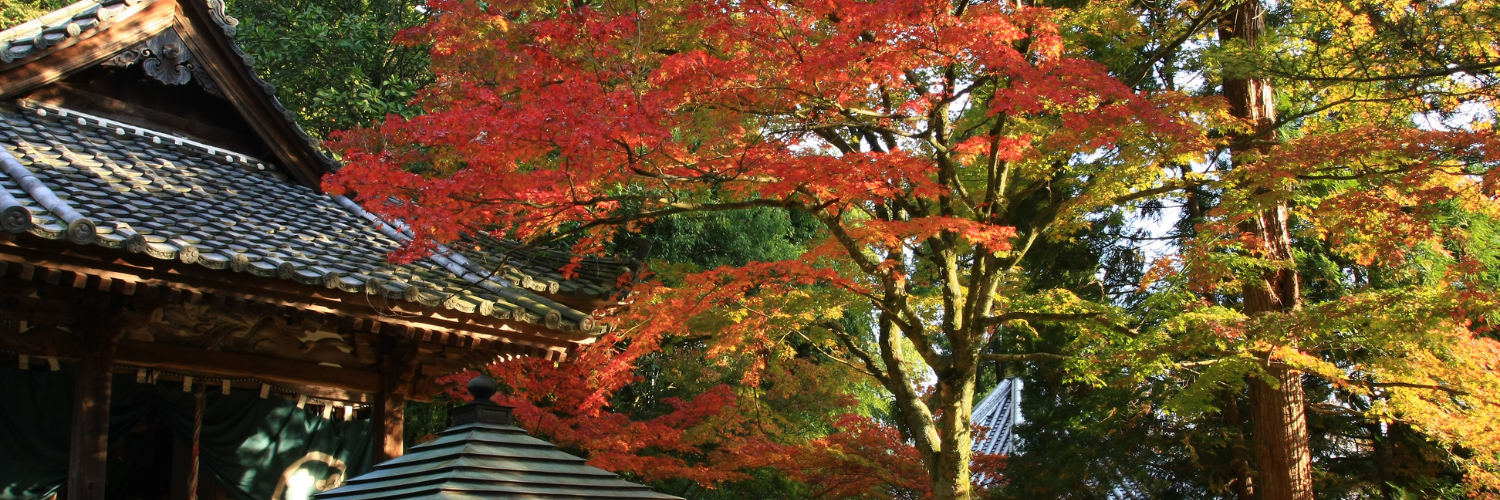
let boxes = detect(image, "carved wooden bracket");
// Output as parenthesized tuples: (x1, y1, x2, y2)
(102, 29, 222, 96)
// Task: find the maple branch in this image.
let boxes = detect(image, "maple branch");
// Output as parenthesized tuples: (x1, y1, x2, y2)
(527, 199, 792, 247)
(1270, 60, 1500, 84)
(1123, 0, 1230, 88)
(1295, 161, 1473, 181)
(1306, 403, 1362, 416)
(1001, 170, 1067, 270)
(626, 163, 780, 185)
(840, 107, 920, 121)
(978, 312, 1137, 337)
(1111, 179, 1208, 204)
(965, 256, 1006, 358)
(981, 114, 1011, 217)
(805, 201, 929, 359)
(1367, 382, 1470, 398)
(811, 125, 857, 154)
(978, 312, 1095, 326)
(1231, 92, 1450, 148)
(928, 230, 967, 356)
(980, 352, 1068, 363)
(811, 207, 884, 275)
(875, 317, 943, 463)
(819, 320, 891, 385)
(886, 272, 947, 372)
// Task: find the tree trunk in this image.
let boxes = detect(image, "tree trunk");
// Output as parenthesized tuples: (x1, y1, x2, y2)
(1234, 198, 1311, 500)
(1223, 389, 1255, 500)
(1247, 360, 1312, 500)
(930, 375, 977, 500)
(1219, 2, 1314, 499)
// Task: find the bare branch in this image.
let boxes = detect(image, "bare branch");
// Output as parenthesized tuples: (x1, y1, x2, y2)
(1368, 382, 1470, 398)
(979, 312, 1138, 337)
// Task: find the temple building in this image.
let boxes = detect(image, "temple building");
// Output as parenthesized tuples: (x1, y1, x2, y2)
(0, 1, 642, 498)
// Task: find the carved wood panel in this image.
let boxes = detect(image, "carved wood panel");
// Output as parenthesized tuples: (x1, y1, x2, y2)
(124, 301, 370, 369)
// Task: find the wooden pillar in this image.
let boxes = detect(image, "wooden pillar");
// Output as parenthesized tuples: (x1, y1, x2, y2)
(67, 331, 116, 500)
(372, 338, 413, 462)
(372, 383, 405, 462)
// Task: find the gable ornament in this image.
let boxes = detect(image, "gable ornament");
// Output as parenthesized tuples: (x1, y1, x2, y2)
(103, 29, 223, 96)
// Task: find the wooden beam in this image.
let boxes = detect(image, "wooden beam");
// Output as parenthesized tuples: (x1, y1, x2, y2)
(371, 387, 405, 463)
(67, 342, 113, 500)
(113, 340, 380, 393)
(0, 236, 587, 348)
(373, 340, 415, 462)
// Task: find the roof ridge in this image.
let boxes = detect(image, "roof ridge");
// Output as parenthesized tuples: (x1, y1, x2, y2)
(0, 166, 28, 232)
(0, 0, 149, 64)
(0, 141, 94, 243)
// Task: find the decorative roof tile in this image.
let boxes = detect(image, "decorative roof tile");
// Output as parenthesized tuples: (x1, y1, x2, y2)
(0, 101, 628, 337)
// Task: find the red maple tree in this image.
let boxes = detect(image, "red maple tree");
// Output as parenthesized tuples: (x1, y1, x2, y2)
(327, 0, 1216, 497)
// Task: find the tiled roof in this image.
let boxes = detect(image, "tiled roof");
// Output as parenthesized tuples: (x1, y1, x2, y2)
(0, 0, 340, 174)
(0, 0, 130, 61)
(0, 101, 629, 336)
(972, 377, 1021, 456)
(318, 377, 681, 500)
(318, 421, 682, 499)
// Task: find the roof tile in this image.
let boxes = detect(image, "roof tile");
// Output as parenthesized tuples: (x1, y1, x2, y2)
(0, 102, 630, 338)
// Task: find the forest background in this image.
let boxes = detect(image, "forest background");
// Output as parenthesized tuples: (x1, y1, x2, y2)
(3, 0, 1499, 499)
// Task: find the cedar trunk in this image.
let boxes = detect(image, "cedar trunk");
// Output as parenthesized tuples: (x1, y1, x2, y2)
(1220, 2, 1314, 499)
(1249, 360, 1313, 499)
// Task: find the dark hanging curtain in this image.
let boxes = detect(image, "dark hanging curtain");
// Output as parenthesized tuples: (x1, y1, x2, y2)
(0, 361, 372, 500)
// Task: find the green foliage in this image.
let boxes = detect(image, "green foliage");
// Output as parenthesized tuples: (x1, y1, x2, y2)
(226, 0, 430, 139)
(633, 207, 821, 280)
(0, 0, 69, 30)
(402, 395, 460, 449)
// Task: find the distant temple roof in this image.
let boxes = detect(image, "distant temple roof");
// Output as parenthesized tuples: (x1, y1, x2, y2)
(972, 377, 1022, 457)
